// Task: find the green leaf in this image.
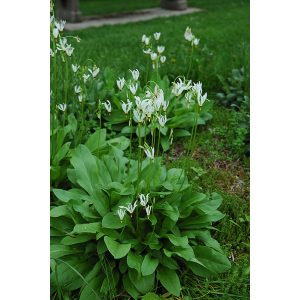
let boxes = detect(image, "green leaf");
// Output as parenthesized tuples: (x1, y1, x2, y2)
(50, 245, 81, 259)
(53, 188, 86, 203)
(79, 276, 101, 300)
(53, 142, 71, 165)
(104, 236, 131, 259)
(127, 251, 143, 273)
(141, 254, 159, 276)
(85, 129, 106, 153)
(61, 234, 95, 245)
(102, 212, 129, 229)
(50, 205, 70, 218)
(142, 292, 162, 300)
(191, 246, 231, 275)
(123, 273, 139, 299)
(157, 266, 181, 296)
(165, 234, 189, 248)
(72, 222, 101, 234)
(129, 269, 155, 294)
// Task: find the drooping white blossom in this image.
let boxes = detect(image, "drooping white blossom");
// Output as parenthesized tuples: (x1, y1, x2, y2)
(53, 28, 59, 39)
(154, 32, 161, 41)
(120, 201, 138, 214)
(192, 38, 200, 46)
(88, 66, 100, 78)
(121, 100, 132, 114)
(172, 78, 192, 96)
(57, 103, 67, 111)
(74, 85, 81, 94)
(104, 100, 112, 113)
(141, 143, 155, 160)
(116, 77, 125, 90)
(78, 95, 83, 103)
(150, 52, 158, 61)
(117, 208, 126, 221)
(130, 69, 140, 81)
(72, 64, 80, 73)
(139, 194, 150, 207)
(133, 109, 145, 123)
(184, 27, 194, 42)
(145, 205, 152, 218)
(160, 56, 166, 63)
(143, 49, 152, 55)
(157, 46, 165, 54)
(83, 73, 90, 83)
(158, 115, 168, 127)
(129, 83, 138, 95)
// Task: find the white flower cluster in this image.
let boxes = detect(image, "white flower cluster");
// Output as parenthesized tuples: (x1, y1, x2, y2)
(142, 32, 166, 69)
(117, 193, 153, 221)
(172, 78, 208, 107)
(140, 143, 155, 160)
(184, 27, 200, 47)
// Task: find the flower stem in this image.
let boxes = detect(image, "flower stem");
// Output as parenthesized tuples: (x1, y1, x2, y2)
(187, 45, 194, 79)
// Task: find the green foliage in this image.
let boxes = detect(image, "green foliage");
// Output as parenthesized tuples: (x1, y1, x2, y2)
(50, 144, 230, 298)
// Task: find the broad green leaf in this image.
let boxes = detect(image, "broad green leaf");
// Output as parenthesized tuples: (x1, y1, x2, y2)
(50, 245, 81, 259)
(53, 188, 86, 203)
(102, 212, 129, 229)
(61, 234, 95, 245)
(53, 142, 71, 165)
(104, 236, 131, 259)
(50, 205, 70, 218)
(142, 292, 162, 300)
(85, 128, 106, 152)
(165, 234, 189, 248)
(129, 269, 155, 294)
(196, 192, 223, 213)
(79, 276, 101, 300)
(192, 246, 231, 274)
(127, 251, 143, 273)
(157, 266, 181, 296)
(141, 254, 159, 276)
(123, 273, 139, 299)
(72, 222, 101, 234)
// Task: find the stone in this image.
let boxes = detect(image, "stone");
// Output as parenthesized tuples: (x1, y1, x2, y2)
(56, 0, 81, 23)
(160, 0, 187, 10)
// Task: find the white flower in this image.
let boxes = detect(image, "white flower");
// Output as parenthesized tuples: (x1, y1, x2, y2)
(83, 74, 90, 83)
(88, 66, 100, 78)
(141, 143, 155, 160)
(141, 34, 147, 43)
(120, 201, 138, 214)
(57, 103, 67, 111)
(198, 92, 207, 107)
(65, 45, 74, 56)
(192, 81, 202, 102)
(121, 100, 132, 114)
(116, 77, 125, 90)
(139, 194, 150, 207)
(154, 32, 161, 41)
(129, 83, 138, 95)
(53, 28, 59, 39)
(143, 49, 152, 55)
(78, 95, 83, 103)
(145, 205, 152, 218)
(55, 20, 66, 32)
(184, 27, 194, 42)
(72, 64, 80, 73)
(162, 100, 169, 111)
(192, 38, 200, 46)
(133, 109, 145, 123)
(144, 37, 150, 45)
(158, 115, 167, 127)
(117, 208, 126, 221)
(50, 48, 54, 57)
(160, 56, 166, 63)
(74, 85, 81, 94)
(157, 46, 165, 54)
(185, 91, 193, 106)
(130, 69, 140, 81)
(150, 52, 158, 61)
(104, 100, 112, 113)
(172, 78, 192, 96)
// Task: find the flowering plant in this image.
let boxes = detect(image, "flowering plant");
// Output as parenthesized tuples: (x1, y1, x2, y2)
(50, 135, 230, 299)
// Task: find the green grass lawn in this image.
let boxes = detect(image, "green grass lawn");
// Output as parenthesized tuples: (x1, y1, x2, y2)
(79, 0, 160, 16)
(68, 0, 250, 298)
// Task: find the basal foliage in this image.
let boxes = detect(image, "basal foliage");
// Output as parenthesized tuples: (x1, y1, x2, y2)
(51, 130, 230, 299)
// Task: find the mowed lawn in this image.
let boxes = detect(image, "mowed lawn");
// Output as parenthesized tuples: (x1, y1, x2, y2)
(68, 0, 250, 298)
